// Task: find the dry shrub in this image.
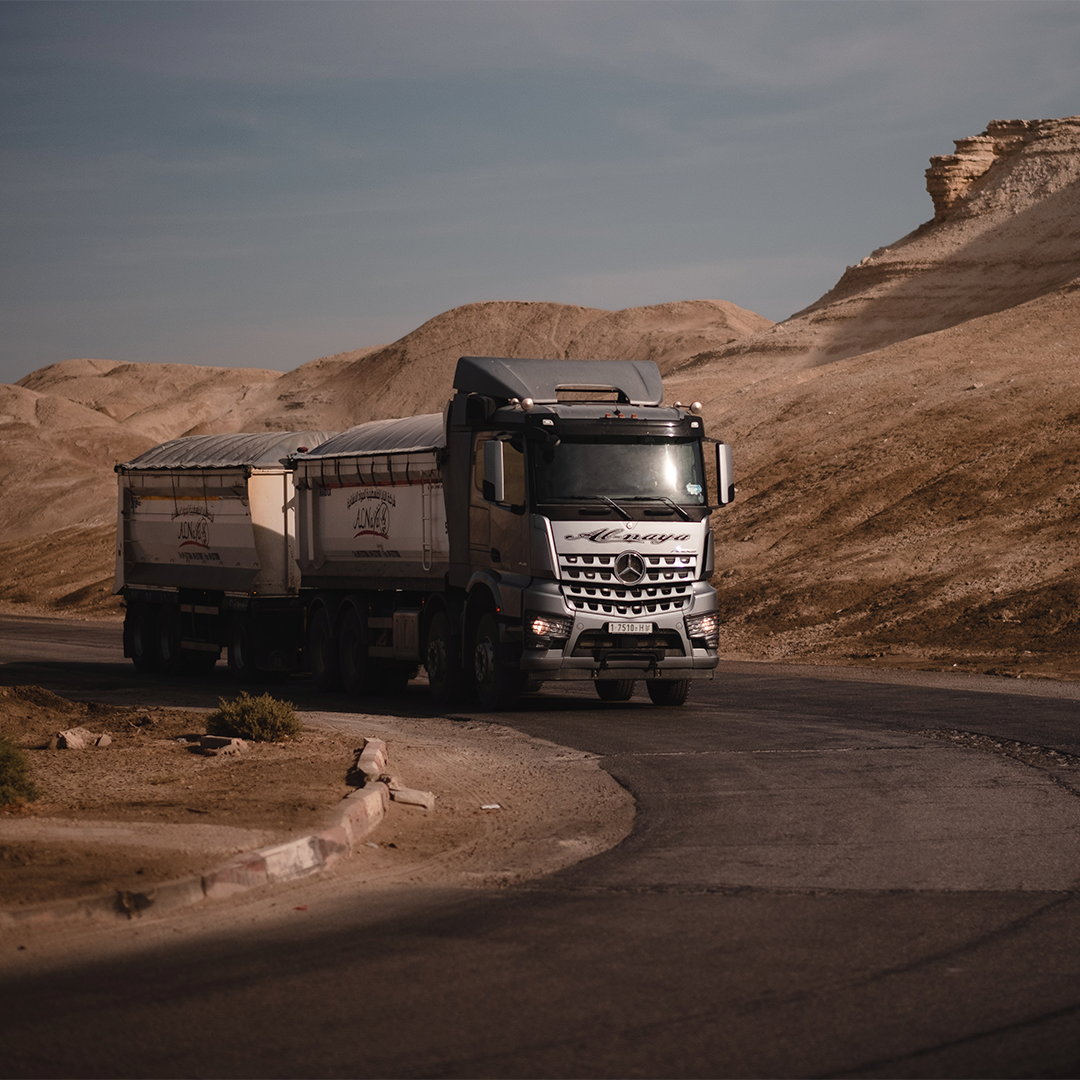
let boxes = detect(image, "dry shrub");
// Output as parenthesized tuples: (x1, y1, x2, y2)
(0, 736, 38, 805)
(206, 692, 301, 743)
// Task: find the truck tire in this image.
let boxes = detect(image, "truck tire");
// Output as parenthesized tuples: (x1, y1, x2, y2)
(425, 609, 463, 707)
(646, 679, 690, 706)
(596, 679, 635, 702)
(228, 614, 259, 683)
(307, 603, 341, 691)
(156, 605, 185, 676)
(339, 606, 383, 696)
(473, 612, 523, 711)
(129, 604, 158, 673)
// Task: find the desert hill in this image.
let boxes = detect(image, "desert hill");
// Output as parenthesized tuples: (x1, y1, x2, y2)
(15, 298, 768, 440)
(0, 299, 769, 614)
(3, 115, 1080, 678)
(694, 280, 1080, 674)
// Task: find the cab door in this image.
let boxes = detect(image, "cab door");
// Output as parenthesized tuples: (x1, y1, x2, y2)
(470, 434, 530, 574)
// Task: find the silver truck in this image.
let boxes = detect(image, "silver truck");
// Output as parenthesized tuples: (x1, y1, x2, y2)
(116, 357, 733, 708)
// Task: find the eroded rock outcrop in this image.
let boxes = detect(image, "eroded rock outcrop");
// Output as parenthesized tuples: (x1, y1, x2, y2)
(924, 119, 1040, 220)
(669, 114, 1080, 386)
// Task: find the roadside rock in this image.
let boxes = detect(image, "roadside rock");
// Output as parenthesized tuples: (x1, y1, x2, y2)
(354, 738, 388, 783)
(382, 774, 436, 811)
(199, 735, 248, 757)
(54, 727, 111, 750)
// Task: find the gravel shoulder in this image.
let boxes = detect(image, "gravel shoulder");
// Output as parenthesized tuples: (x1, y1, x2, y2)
(0, 686, 634, 911)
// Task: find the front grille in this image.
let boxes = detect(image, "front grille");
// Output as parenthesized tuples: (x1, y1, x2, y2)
(559, 552, 697, 616)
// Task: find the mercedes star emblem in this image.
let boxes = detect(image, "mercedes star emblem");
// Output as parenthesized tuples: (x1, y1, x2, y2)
(614, 550, 646, 585)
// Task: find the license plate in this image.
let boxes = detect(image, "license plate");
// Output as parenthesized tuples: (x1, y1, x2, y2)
(609, 622, 654, 635)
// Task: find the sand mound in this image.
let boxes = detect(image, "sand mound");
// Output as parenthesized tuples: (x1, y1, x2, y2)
(0, 298, 768, 610)
(18, 360, 284, 442)
(205, 298, 771, 433)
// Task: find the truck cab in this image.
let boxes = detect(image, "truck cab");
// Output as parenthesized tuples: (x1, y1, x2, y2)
(440, 357, 731, 708)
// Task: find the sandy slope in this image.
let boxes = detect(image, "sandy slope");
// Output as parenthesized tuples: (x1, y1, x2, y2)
(691, 281, 1080, 675)
(3, 116, 1079, 677)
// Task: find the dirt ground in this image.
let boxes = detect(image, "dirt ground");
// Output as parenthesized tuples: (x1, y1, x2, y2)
(0, 685, 633, 910)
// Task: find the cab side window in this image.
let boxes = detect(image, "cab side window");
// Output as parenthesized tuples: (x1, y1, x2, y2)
(503, 442, 525, 505)
(473, 438, 488, 492)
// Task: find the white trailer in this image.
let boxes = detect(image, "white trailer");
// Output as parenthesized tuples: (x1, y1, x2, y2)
(115, 430, 332, 676)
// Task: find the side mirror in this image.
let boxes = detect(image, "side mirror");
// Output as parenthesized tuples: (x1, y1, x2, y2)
(465, 394, 497, 425)
(483, 438, 506, 503)
(716, 442, 734, 505)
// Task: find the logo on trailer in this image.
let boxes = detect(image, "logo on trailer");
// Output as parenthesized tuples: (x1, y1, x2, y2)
(353, 493, 393, 539)
(614, 551, 646, 585)
(177, 518, 210, 550)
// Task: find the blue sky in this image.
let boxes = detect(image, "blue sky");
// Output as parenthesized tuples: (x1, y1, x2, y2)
(3, 1, 1079, 384)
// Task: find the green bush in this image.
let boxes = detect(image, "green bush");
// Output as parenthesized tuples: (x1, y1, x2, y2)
(0, 736, 38, 805)
(205, 692, 302, 742)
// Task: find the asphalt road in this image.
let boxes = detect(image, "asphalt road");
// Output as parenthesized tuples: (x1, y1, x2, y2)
(1, 614, 1079, 1078)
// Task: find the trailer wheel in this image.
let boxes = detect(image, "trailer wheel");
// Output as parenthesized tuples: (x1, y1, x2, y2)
(425, 610, 462, 707)
(339, 606, 383, 696)
(473, 612, 523, 711)
(156, 605, 185, 675)
(307, 603, 341, 691)
(596, 679, 635, 702)
(228, 615, 259, 683)
(646, 679, 690, 706)
(129, 604, 158, 673)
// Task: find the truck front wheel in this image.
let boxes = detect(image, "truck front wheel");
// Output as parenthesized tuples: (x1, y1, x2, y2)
(473, 612, 523, 711)
(646, 679, 690, 706)
(596, 679, 635, 702)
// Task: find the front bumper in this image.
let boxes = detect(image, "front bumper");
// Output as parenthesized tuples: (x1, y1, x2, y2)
(518, 579, 718, 681)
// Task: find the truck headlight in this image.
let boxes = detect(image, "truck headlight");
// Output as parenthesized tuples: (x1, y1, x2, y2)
(526, 613, 573, 646)
(684, 611, 719, 648)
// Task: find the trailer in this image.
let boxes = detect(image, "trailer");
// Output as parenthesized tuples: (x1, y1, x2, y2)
(116, 357, 734, 708)
(115, 430, 333, 678)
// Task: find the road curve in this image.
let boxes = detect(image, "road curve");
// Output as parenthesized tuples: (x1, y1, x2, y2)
(1, 615, 1079, 1077)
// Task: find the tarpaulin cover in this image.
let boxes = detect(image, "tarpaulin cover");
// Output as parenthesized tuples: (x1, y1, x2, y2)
(297, 414, 444, 459)
(118, 431, 336, 471)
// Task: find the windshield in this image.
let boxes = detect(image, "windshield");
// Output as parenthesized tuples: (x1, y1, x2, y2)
(533, 438, 705, 505)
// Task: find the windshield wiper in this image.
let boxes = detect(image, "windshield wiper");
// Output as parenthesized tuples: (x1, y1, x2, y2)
(548, 494, 631, 519)
(622, 496, 692, 520)
(591, 495, 631, 520)
(657, 496, 691, 521)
